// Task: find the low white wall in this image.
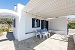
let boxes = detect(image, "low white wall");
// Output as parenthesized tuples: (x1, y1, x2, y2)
(48, 17, 68, 35)
(68, 29, 75, 33)
(69, 29, 75, 43)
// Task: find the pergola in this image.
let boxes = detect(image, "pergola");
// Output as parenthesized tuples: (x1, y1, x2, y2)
(23, 0, 75, 19)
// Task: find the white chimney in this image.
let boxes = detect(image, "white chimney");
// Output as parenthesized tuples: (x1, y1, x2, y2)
(14, 4, 17, 12)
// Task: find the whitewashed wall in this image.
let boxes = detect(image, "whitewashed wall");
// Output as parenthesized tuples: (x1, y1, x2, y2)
(18, 11, 45, 41)
(23, 12, 46, 40)
(48, 17, 68, 35)
(16, 3, 45, 41)
(13, 3, 24, 40)
(13, 17, 17, 39)
(25, 13, 42, 33)
(24, 13, 42, 39)
(15, 3, 26, 41)
(13, 5, 18, 39)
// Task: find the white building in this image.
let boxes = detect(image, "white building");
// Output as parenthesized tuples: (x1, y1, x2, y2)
(1, 0, 75, 41)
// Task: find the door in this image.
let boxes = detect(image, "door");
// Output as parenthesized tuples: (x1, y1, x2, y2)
(41, 20, 45, 29)
(46, 21, 48, 30)
(41, 20, 48, 30)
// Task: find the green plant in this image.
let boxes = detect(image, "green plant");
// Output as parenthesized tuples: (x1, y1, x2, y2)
(68, 23, 75, 29)
(6, 28, 9, 32)
(0, 18, 13, 32)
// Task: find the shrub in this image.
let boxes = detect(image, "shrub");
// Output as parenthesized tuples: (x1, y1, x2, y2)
(68, 23, 75, 29)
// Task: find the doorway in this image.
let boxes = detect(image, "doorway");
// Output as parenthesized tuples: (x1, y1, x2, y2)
(41, 20, 48, 30)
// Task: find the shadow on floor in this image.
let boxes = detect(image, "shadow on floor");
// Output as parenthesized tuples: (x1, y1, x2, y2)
(13, 33, 75, 50)
(0, 32, 15, 42)
(13, 33, 57, 50)
(6, 32, 15, 40)
(67, 35, 75, 50)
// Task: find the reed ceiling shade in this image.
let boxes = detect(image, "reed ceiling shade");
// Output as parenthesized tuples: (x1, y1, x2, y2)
(24, 0, 75, 18)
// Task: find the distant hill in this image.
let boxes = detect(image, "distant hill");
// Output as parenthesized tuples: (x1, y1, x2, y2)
(0, 15, 14, 19)
(68, 18, 75, 23)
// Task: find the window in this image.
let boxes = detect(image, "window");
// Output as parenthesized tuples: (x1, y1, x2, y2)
(13, 18, 16, 28)
(37, 19, 40, 27)
(32, 18, 35, 28)
(32, 18, 40, 28)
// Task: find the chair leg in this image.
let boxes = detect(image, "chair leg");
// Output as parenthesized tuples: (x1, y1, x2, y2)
(46, 34, 48, 38)
(48, 33, 50, 37)
(43, 35, 45, 39)
(43, 34, 48, 39)
(40, 34, 42, 39)
(36, 35, 37, 38)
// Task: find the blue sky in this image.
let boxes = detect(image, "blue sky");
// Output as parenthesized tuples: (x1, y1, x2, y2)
(0, 0, 29, 10)
(67, 15, 75, 18)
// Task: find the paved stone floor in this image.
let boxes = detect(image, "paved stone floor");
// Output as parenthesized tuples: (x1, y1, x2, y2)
(0, 32, 15, 50)
(0, 32, 75, 50)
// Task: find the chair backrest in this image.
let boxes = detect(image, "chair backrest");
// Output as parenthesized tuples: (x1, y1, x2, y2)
(37, 29, 48, 33)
